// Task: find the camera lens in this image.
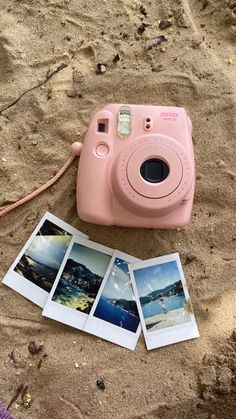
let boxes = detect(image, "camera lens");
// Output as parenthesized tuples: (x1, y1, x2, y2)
(140, 159, 169, 183)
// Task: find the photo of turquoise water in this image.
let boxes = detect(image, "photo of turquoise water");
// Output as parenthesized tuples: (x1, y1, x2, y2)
(133, 260, 191, 331)
(94, 257, 140, 333)
(142, 294, 186, 318)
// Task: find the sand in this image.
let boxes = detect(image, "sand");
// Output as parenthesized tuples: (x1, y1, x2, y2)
(0, 0, 236, 418)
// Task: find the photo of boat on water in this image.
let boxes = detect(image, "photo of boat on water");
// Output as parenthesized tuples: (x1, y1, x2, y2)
(52, 242, 111, 314)
(14, 220, 72, 292)
(93, 257, 140, 333)
(133, 260, 191, 332)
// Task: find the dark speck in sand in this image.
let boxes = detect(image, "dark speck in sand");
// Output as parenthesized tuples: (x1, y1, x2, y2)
(140, 5, 148, 17)
(202, 0, 209, 10)
(96, 379, 106, 390)
(113, 53, 120, 63)
(184, 254, 197, 265)
(138, 22, 151, 34)
(121, 32, 129, 39)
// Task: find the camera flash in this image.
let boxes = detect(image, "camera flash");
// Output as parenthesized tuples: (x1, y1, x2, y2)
(118, 106, 132, 137)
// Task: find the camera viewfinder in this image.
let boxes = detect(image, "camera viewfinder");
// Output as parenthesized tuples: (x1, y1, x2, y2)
(97, 119, 109, 133)
(98, 123, 106, 132)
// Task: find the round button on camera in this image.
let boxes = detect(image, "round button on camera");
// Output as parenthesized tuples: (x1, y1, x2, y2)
(95, 143, 109, 157)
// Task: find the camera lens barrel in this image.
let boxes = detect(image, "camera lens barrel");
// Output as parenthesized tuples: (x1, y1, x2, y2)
(140, 158, 169, 183)
(112, 134, 194, 216)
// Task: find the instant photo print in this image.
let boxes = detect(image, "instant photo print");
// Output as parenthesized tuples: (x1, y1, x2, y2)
(84, 250, 142, 351)
(129, 253, 199, 350)
(43, 237, 114, 331)
(2, 212, 88, 308)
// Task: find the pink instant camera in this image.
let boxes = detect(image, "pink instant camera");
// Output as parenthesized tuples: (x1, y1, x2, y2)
(72, 104, 195, 228)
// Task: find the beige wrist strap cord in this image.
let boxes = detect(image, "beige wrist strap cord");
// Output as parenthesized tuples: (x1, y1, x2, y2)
(0, 142, 82, 218)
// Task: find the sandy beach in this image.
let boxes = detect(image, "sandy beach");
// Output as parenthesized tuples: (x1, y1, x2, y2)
(145, 307, 191, 332)
(0, 0, 236, 418)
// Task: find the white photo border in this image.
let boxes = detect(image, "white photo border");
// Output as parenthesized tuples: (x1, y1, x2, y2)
(42, 236, 114, 331)
(84, 250, 142, 351)
(2, 212, 89, 308)
(129, 252, 199, 350)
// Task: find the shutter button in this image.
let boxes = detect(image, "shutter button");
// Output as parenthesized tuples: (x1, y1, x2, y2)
(96, 144, 109, 157)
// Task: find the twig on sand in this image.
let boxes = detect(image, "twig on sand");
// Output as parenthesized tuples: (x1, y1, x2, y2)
(7, 384, 24, 410)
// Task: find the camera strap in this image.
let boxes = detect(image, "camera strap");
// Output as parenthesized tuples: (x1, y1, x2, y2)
(0, 153, 77, 218)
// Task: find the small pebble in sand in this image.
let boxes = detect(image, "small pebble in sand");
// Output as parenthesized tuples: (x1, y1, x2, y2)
(2, 157, 7, 162)
(28, 341, 43, 355)
(216, 159, 225, 167)
(145, 35, 167, 51)
(75, 363, 79, 368)
(191, 36, 205, 49)
(9, 350, 19, 364)
(96, 63, 107, 74)
(159, 20, 172, 29)
(66, 89, 78, 98)
(151, 64, 163, 72)
(64, 0, 70, 4)
(96, 379, 106, 390)
(137, 22, 151, 34)
(138, 24, 145, 34)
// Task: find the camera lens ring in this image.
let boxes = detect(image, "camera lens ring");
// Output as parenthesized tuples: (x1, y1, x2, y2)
(127, 143, 183, 199)
(112, 134, 194, 215)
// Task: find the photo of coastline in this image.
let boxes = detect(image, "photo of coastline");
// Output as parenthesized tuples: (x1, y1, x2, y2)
(133, 260, 191, 332)
(52, 242, 111, 314)
(94, 257, 140, 333)
(14, 220, 72, 292)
